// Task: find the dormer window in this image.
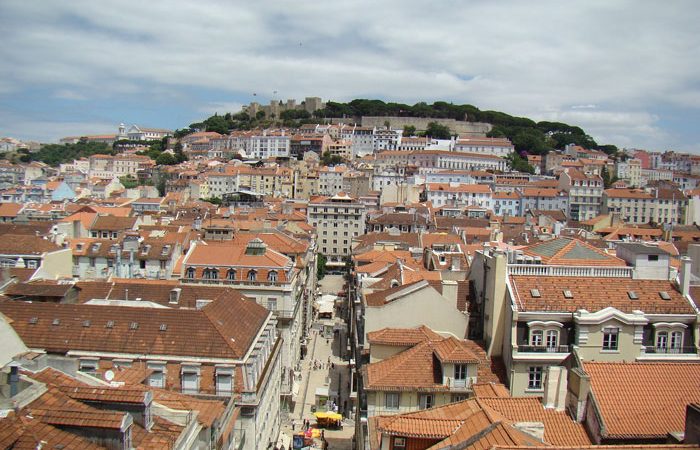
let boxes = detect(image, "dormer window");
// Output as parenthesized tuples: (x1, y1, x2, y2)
(227, 269, 236, 281)
(161, 245, 171, 255)
(91, 243, 100, 252)
(267, 271, 278, 282)
(203, 268, 219, 280)
(141, 245, 151, 256)
(248, 270, 257, 282)
(185, 267, 195, 279)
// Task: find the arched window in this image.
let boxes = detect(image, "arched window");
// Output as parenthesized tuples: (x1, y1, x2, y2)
(204, 268, 219, 280)
(227, 269, 236, 281)
(267, 271, 278, 282)
(185, 267, 195, 279)
(530, 329, 543, 347)
(247, 270, 257, 282)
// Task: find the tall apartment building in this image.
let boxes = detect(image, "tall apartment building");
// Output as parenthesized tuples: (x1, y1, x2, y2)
(615, 158, 642, 187)
(558, 169, 603, 221)
(308, 192, 367, 267)
(602, 187, 688, 225)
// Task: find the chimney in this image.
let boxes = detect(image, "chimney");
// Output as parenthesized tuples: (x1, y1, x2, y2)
(441, 280, 458, 305)
(680, 256, 692, 297)
(450, 255, 461, 271)
(543, 366, 568, 411)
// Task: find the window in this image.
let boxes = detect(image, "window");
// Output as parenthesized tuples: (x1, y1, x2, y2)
(123, 426, 131, 450)
(79, 359, 98, 375)
(204, 268, 218, 280)
(227, 269, 236, 280)
(181, 366, 199, 394)
(546, 330, 558, 350)
(393, 437, 406, 448)
(247, 270, 257, 281)
(528, 366, 543, 390)
(530, 329, 543, 347)
(648, 254, 659, 261)
(454, 364, 467, 380)
(216, 368, 233, 395)
(185, 267, 195, 279)
(268, 271, 278, 282)
(419, 394, 434, 409)
(267, 297, 277, 311)
(385, 392, 400, 409)
(602, 327, 619, 351)
(656, 331, 668, 351)
(451, 394, 468, 402)
(148, 363, 165, 388)
(670, 331, 683, 352)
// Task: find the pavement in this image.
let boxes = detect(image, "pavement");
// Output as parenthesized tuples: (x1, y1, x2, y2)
(277, 275, 354, 450)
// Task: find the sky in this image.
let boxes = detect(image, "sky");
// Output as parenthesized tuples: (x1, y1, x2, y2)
(1, 1, 700, 152)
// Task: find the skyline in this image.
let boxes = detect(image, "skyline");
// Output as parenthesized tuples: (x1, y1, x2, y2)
(1, 1, 699, 152)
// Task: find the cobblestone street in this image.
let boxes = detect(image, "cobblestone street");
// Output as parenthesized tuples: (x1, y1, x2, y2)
(278, 275, 354, 449)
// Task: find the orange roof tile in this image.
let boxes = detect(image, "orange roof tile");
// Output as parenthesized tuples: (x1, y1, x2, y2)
(584, 362, 700, 440)
(509, 275, 694, 314)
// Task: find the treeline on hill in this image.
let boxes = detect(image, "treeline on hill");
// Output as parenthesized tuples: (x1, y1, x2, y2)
(18, 141, 115, 166)
(21, 136, 186, 167)
(184, 99, 618, 157)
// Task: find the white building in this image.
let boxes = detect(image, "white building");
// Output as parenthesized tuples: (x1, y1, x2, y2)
(424, 182, 492, 208)
(453, 137, 514, 157)
(308, 192, 367, 267)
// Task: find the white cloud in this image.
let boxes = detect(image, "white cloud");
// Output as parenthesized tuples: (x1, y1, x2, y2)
(0, 0, 699, 149)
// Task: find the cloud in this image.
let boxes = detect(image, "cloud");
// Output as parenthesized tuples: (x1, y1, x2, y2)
(0, 0, 699, 150)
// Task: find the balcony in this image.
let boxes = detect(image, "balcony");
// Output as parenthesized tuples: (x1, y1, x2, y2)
(517, 345, 571, 353)
(643, 346, 697, 355)
(508, 264, 633, 278)
(447, 377, 475, 391)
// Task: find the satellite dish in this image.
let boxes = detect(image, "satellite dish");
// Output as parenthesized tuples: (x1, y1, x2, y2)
(104, 370, 115, 382)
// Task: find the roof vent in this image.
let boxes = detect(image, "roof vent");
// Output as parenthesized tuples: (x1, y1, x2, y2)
(159, 324, 167, 331)
(52, 318, 60, 326)
(129, 322, 139, 330)
(29, 317, 38, 325)
(82, 320, 91, 327)
(106, 320, 114, 328)
(530, 289, 541, 298)
(628, 291, 639, 300)
(659, 291, 671, 300)
(563, 290, 573, 299)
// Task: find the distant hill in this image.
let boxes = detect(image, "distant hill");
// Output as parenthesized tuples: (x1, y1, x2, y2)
(188, 99, 619, 157)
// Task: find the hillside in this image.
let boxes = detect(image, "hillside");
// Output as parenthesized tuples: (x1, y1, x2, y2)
(189, 100, 618, 157)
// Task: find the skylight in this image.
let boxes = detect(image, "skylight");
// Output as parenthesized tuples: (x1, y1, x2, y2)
(106, 320, 114, 328)
(563, 290, 573, 299)
(530, 289, 541, 298)
(659, 291, 671, 300)
(628, 291, 639, 300)
(130, 321, 139, 330)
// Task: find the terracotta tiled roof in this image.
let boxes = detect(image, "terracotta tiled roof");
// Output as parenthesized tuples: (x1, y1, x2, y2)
(479, 397, 591, 446)
(472, 382, 511, 398)
(184, 240, 292, 268)
(367, 325, 442, 346)
(509, 275, 695, 314)
(1, 415, 105, 450)
(521, 237, 624, 266)
(584, 361, 700, 440)
(89, 214, 137, 231)
(0, 234, 61, 255)
(76, 279, 251, 309)
(0, 297, 269, 359)
(0, 202, 22, 217)
(5, 280, 74, 298)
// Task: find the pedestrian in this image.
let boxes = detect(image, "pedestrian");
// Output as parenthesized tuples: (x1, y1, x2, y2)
(291, 420, 295, 431)
(331, 362, 335, 370)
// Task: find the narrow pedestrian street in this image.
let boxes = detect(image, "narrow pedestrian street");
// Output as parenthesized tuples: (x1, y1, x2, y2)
(278, 275, 355, 450)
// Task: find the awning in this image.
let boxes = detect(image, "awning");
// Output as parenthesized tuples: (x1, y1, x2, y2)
(313, 412, 342, 421)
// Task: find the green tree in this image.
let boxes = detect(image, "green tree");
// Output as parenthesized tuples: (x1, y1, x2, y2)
(601, 165, 619, 188)
(321, 151, 343, 166)
(155, 152, 176, 165)
(505, 152, 535, 174)
(421, 122, 451, 139)
(403, 125, 416, 136)
(317, 254, 327, 280)
(201, 196, 222, 205)
(119, 175, 138, 189)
